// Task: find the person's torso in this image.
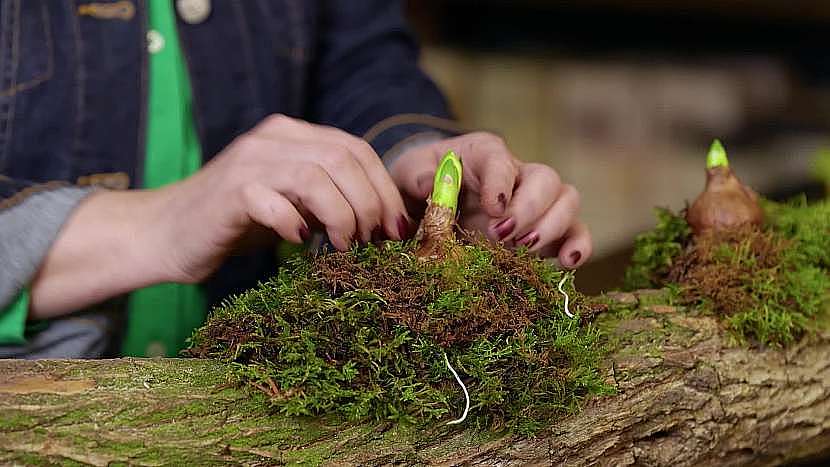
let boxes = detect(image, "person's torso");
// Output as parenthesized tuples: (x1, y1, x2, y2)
(0, 0, 318, 189)
(0, 0, 321, 303)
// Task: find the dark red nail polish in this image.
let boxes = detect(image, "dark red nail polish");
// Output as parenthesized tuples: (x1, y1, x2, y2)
(299, 226, 310, 242)
(397, 215, 410, 239)
(570, 251, 582, 264)
(493, 217, 515, 240)
(517, 231, 539, 248)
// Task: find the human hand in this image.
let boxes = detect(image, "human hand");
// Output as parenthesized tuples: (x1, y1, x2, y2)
(387, 132, 591, 268)
(153, 114, 411, 283)
(31, 115, 412, 317)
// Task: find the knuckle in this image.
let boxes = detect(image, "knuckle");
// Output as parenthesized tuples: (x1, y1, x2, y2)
(562, 184, 581, 210)
(238, 183, 259, 207)
(325, 126, 360, 145)
(530, 163, 561, 185)
(325, 125, 351, 138)
(523, 197, 541, 217)
(233, 133, 260, 156)
(364, 196, 383, 224)
(334, 212, 357, 234)
(356, 138, 374, 153)
(261, 113, 291, 129)
(464, 132, 513, 167)
(352, 138, 376, 159)
(477, 131, 508, 150)
(321, 145, 355, 171)
(298, 163, 327, 185)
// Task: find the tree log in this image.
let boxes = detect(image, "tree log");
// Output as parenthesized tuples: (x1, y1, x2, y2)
(1, 290, 829, 466)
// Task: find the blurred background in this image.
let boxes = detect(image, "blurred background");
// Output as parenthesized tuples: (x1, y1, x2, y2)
(406, 0, 830, 293)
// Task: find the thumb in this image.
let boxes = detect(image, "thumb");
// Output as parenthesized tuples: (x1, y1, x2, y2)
(389, 145, 442, 201)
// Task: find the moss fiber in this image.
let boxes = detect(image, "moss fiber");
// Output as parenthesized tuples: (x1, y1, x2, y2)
(189, 237, 612, 435)
(624, 198, 830, 347)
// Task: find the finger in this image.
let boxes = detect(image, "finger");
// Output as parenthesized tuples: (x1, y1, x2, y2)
(241, 183, 308, 244)
(255, 116, 412, 241)
(277, 163, 357, 251)
(314, 143, 384, 243)
(489, 163, 560, 243)
(458, 134, 518, 218)
(388, 144, 442, 202)
(316, 127, 412, 240)
(514, 184, 581, 253)
(556, 221, 592, 268)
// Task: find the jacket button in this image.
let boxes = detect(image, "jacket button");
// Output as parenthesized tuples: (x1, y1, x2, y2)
(146, 29, 165, 54)
(176, 0, 211, 24)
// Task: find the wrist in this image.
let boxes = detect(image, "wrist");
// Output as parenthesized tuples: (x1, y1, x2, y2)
(29, 189, 175, 318)
(118, 187, 181, 285)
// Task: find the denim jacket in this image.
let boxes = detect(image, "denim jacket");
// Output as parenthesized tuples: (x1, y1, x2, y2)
(0, 0, 459, 310)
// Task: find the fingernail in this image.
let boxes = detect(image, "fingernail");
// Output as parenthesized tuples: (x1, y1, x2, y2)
(299, 226, 310, 242)
(371, 225, 385, 243)
(397, 214, 411, 240)
(516, 231, 540, 248)
(497, 193, 507, 212)
(492, 217, 515, 240)
(333, 233, 351, 251)
(570, 251, 582, 265)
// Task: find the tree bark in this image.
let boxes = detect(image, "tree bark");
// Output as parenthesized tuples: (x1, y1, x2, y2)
(1, 290, 829, 466)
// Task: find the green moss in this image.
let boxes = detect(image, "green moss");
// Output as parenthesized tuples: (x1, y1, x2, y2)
(623, 200, 830, 347)
(637, 288, 680, 307)
(0, 452, 88, 466)
(624, 208, 692, 290)
(0, 411, 38, 430)
(814, 148, 830, 192)
(190, 239, 612, 435)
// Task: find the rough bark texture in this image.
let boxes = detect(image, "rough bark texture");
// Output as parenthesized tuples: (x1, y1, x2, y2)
(1, 290, 829, 466)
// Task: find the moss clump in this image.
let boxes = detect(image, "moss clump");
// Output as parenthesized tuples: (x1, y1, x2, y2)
(623, 207, 692, 290)
(189, 237, 611, 435)
(624, 199, 830, 346)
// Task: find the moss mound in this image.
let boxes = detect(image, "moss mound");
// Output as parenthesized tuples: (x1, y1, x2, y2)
(189, 236, 611, 435)
(624, 199, 830, 346)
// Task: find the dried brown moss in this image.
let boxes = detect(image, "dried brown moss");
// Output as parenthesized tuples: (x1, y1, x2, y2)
(667, 225, 789, 317)
(626, 200, 830, 346)
(188, 235, 610, 434)
(314, 233, 580, 346)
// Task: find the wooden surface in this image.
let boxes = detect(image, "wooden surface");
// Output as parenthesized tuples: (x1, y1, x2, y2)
(1, 291, 829, 466)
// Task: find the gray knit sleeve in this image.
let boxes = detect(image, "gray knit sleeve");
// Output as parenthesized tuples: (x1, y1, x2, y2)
(0, 187, 95, 308)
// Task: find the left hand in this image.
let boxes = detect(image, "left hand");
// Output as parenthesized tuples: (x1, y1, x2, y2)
(388, 132, 591, 268)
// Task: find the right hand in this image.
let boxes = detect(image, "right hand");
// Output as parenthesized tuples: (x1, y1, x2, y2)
(30, 115, 411, 318)
(149, 114, 411, 283)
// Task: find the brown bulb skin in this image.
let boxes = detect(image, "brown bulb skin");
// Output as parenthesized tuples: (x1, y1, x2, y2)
(686, 166, 764, 235)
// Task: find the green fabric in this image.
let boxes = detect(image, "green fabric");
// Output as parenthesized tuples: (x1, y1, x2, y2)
(122, 0, 206, 357)
(0, 290, 29, 345)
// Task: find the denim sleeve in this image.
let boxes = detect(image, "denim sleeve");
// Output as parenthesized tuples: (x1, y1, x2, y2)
(0, 183, 95, 309)
(308, 0, 465, 156)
